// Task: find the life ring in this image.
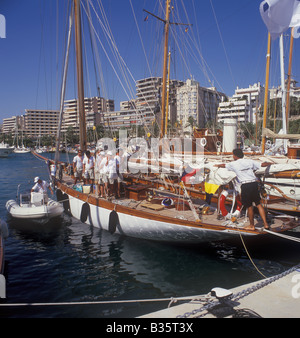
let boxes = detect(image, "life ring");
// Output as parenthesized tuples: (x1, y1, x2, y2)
(200, 138, 207, 147)
(219, 190, 242, 219)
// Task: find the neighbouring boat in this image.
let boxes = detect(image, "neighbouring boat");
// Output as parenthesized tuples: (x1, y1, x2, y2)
(0, 219, 8, 299)
(6, 192, 64, 223)
(0, 142, 14, 158)
(13, 146, 31, 154)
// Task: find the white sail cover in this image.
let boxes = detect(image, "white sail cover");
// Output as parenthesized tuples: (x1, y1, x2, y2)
(262, 128, 300, 140)
(260, 0, 300, 38)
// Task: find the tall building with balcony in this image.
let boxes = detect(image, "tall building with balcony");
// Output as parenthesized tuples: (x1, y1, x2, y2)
(177, 79, 227, 131)
(217, 83, 265, 123)
(2, 115, 25, 135)
(24, 109, 60, 138)
(135, 77, 184, 127)
(270, 79, 300, 100)
(62, 96, 114, 133)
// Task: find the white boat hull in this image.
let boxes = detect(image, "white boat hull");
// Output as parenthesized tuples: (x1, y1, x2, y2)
(6, 199, 64, 220)
(13, 148, 31, 154)
(0, 145, 14, 158)
(63, 192, 256, 243)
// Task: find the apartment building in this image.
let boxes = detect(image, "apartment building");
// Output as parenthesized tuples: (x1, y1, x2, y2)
(135, 77, 184, 127)
(177, 79, 227, 130)
(24, 109, 60, 137)
(270, 79, 300, 100)
(3, 115, 27, 135)
(62, 96, 114, 133)
(120, 99, 137, 111)
(217, 83, 265, 123)
(102, 107, 154, 131)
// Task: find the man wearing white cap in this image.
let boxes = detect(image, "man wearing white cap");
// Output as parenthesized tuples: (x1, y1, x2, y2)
(31, 177, 53, 194)
(31, 177, 53, 204)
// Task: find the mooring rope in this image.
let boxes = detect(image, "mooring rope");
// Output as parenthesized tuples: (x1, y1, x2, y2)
(263, 229, 300, 243)
(0, 296, 196, 308)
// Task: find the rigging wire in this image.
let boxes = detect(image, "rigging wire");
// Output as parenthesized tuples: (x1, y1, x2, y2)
(209, 0, 236, 88)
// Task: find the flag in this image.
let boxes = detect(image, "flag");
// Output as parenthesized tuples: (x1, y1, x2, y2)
(260, 0, 300, 39)
(180, 168, 198, 183)
(204, 182, 220, 195)
(259, 0, 300, 39)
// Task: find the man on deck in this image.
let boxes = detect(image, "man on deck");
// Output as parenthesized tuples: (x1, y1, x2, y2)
(215, 148, 271, 230)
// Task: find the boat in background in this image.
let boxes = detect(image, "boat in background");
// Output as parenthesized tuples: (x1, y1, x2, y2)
(0, 142, 14, 158)
(13, 146, 31, 154)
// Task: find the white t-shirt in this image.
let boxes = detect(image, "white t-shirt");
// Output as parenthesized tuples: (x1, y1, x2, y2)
(95, 154, 104, 173)
(32, 180, 49, 193)
(83, 156, 95, 171)
(99, 157, 108, 174)
(73, 155, 83, 169)
(107, 158, 117, 179)
(225, 158, 261, 184)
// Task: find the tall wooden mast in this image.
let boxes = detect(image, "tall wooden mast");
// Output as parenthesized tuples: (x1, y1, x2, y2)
(286, 27, 294, 132)
(160, 0, 171, 138)
(74, 0, 86, 151)
(144, 1, 191, 139)
(261, 33, 271, 154)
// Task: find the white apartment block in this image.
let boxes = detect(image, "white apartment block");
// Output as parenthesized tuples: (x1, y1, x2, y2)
(136, 77, 184, 126)
(177, 79, 227, 130)
(62, 96, 114, 133)
(2, 115, 24, 134)
(217, 83, 265, 124)
(270, 79, 300, 100)
(102, 108, 154, 130)
(120, 99, 137, 111)
(24, 109, 60, 137)
(2, 97, 114, 138)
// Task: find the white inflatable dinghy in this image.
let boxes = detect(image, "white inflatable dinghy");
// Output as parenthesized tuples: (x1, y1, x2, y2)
(6, 192, 64, 221)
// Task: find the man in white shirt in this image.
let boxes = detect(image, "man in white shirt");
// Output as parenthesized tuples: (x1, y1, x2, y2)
(83, 150, 95, 184)
(31, 176, 53, 194)
(31, 176, 53, 204)
(73, 149, 84, 184)
(106, 151, 117, 197)
(215, 148, 271, 230)
(114, 148, 124, 198)
(96, 151, 106, 197)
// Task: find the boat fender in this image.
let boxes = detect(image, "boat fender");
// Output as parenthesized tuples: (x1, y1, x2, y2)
(80, 202, 90, 223)
(0, 219, 9, 239)
(62, 193, 70, 211)
(219, 190, 242, 219)
(56, 189, 63, 201)
(56, 190, 70, 211)
(108, 210, 119, 234)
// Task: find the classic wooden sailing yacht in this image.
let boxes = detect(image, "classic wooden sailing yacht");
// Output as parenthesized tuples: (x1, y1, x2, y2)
(41, 0, 300, 243)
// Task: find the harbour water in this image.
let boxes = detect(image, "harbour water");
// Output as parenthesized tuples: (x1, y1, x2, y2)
(0, 152, 300, 318)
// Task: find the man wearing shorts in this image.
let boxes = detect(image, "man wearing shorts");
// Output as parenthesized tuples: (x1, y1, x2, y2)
(73, 149, 84, 184)
(215, 148, 271, 230)
(83, 150, 95, 184)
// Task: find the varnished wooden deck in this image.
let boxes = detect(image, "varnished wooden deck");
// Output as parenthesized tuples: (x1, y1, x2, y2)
(58, 170, 296, 232)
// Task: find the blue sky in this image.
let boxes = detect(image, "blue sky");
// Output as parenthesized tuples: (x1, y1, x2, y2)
(0, 0, 299, 123)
